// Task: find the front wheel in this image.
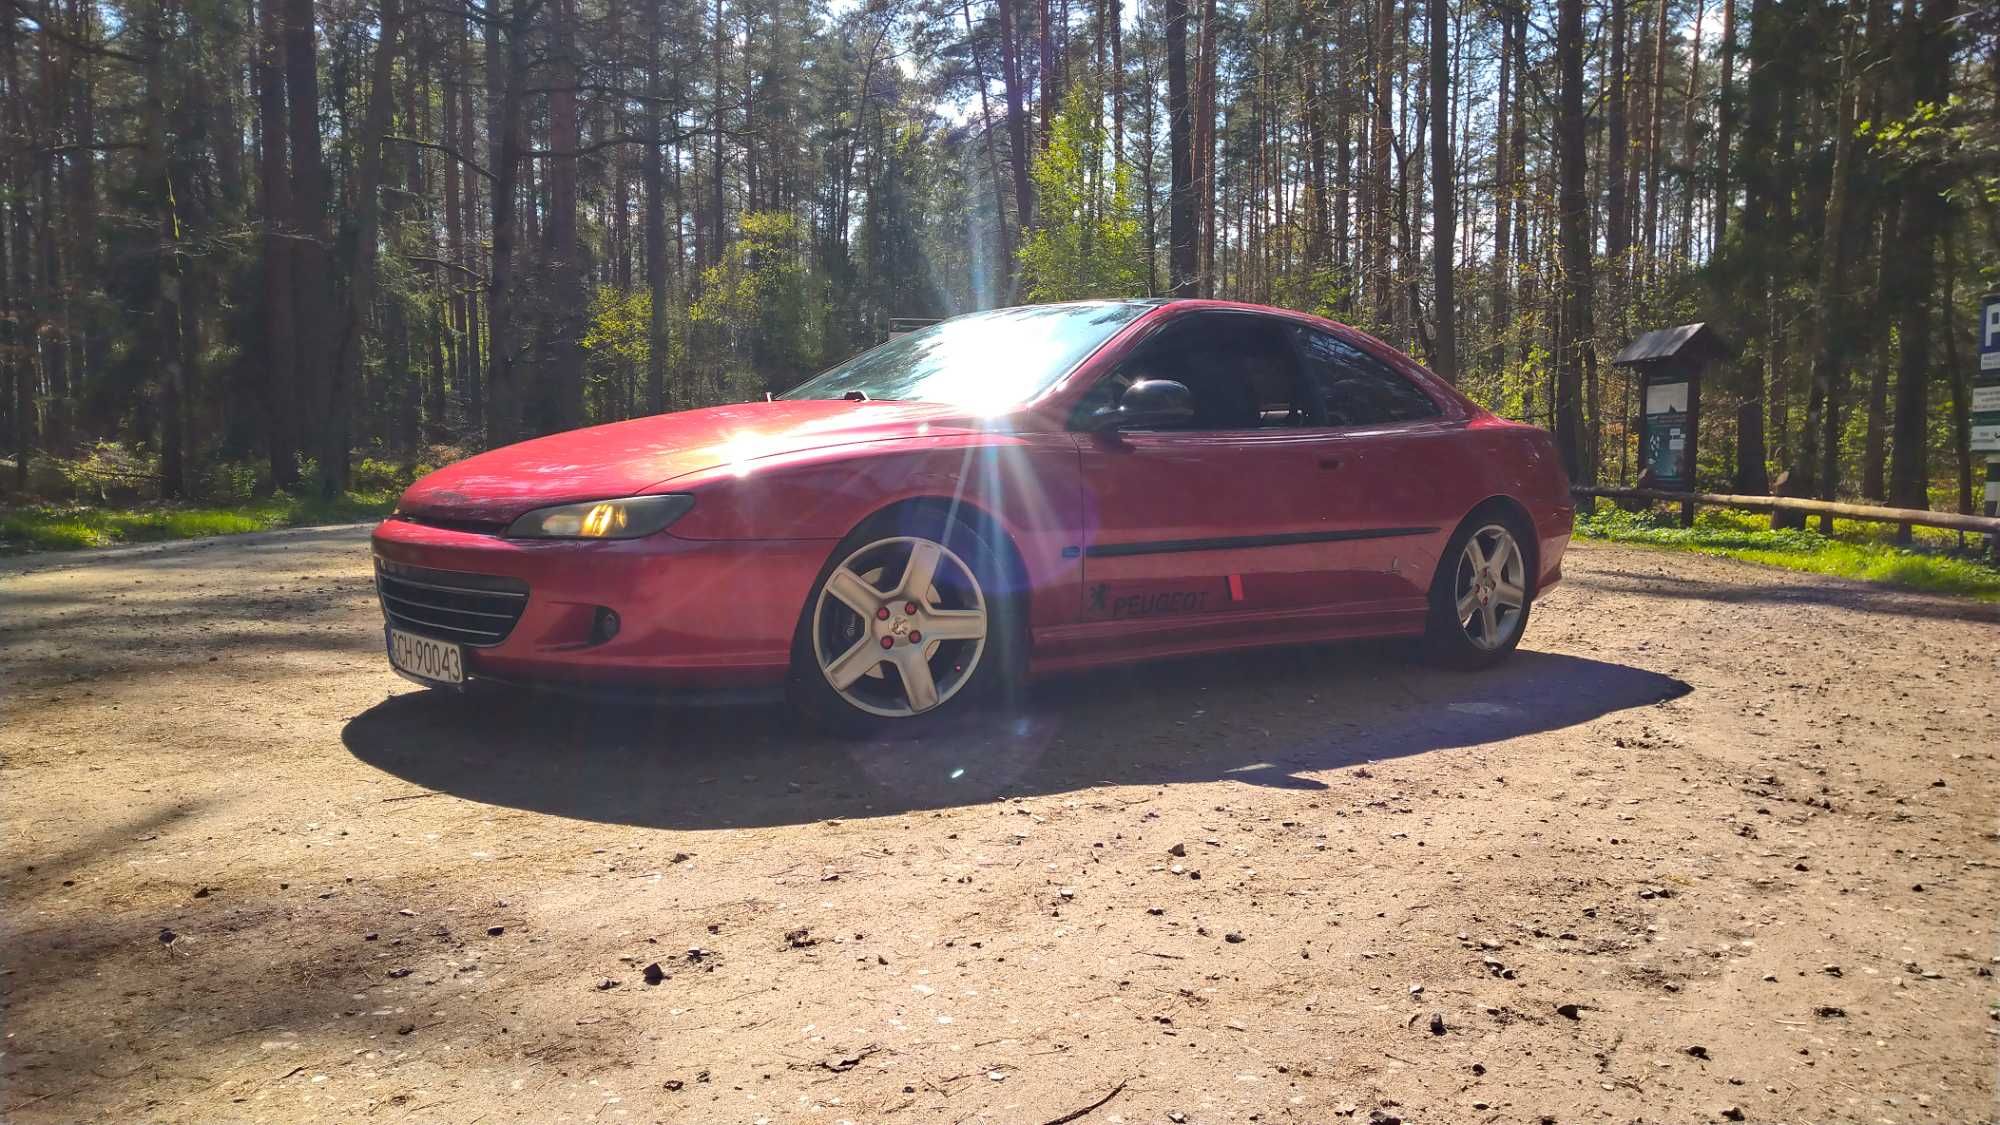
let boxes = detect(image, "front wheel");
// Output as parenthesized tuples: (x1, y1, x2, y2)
(788, 510, 1021, 735)
(1423, 514, 1534, 668)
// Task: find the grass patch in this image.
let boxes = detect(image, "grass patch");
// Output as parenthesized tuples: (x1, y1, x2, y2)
(1576, 505, 2000, 601)
(0, 491, 398, 553)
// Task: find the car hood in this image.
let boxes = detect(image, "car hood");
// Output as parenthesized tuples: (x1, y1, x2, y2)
(395, 399, 989, 525)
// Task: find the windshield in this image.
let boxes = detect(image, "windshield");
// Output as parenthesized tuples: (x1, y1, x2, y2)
(779, 302, 1154, 411)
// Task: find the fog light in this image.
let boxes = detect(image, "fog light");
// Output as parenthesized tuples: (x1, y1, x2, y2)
(590, 607, 621, 645)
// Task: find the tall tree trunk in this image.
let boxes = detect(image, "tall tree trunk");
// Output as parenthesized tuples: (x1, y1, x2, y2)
(998, 0, 1034, 242)
(546, 0, 584, 433)
(1731, 0, 1775, 494)
(1554, 0, 1591, 481)
(1643, 0, 1668, 283)
(1789, 0, 1860, 530)
(1489, 4, 1511, 373)
(1194, 0, 1217, 295)
(1713, 0, 1735, 251)
(1038, 0, 1055, 145)
(1767, 73, 1797, 473)
(1109, 0, 1122, 161)
(286, 0, 338, 492)
(34, 25, 70, 455)
(256, 0, 297, 487)
(3, 4, 31, 492)
(143, 0, 188, 498)
(1164, 0, 1197, 294)
(1607, 0, 1630, 272)
(964, 0, 1013, 284)
(1858, 0, 1902, 501)
(1301, 0, 1329, 274)
(642, 0, 669, 412)
(1885, 0, 1955, 523)
(64, 0, 100, 414)
(1369, 0, 1393, 328)
(607, 0, 630, 291)
(436, 27, 461, 442)
(1940, 230, 1970, 517)
(1426, 0, 1454, 381)
(1859, 201, 1897, 498)
(459, 12, 482, 433)
(484, 0, 525, 446)
(1676, 0, 1705, 262)
(332, 0, 402, 488)
(708, 0, 725, 266)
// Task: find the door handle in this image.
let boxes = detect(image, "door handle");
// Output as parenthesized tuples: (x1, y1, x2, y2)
(1317, 456, 1343, 470)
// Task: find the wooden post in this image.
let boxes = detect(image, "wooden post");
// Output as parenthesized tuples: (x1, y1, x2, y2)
(1682, 368, 1701, 527)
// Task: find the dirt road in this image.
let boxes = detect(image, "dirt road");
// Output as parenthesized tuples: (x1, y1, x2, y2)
(3, 529, 1995, 1124)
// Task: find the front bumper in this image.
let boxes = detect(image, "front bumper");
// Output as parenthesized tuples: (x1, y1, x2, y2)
(370, 517, 836, 689)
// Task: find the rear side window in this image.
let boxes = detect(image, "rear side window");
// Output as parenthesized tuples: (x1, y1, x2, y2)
(1293, 328, 1440, 427)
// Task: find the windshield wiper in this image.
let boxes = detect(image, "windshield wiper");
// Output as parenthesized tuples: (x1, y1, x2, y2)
(842, 390, 870, 403)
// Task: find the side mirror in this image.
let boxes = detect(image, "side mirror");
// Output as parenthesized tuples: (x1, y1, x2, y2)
(1092, 378, 1195, 431)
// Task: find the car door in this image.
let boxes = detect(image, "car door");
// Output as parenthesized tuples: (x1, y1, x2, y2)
(1287, 324, 1465, 610)
(1068, 311, 1349, 642)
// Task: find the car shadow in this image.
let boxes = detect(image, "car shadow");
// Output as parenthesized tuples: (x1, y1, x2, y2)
(342, 642, 1691, 830)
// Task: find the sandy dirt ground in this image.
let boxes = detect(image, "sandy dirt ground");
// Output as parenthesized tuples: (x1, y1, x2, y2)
(2, 528, 1996, 1125)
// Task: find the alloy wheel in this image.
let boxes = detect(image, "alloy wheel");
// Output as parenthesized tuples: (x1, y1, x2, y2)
(810, 536, 989, 717)
(1454, 523, 1527, 651)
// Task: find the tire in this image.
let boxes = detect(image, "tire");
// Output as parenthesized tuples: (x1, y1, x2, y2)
(1423, 507, 1536, 668)
(787, 507, 1024, 737)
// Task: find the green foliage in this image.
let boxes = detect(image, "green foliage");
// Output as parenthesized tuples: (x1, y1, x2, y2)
(689, 211, 824, 396)
(582, 286, 656, 372)
(0, 491, 399, 554)
(351, 456, 442, 493)
(1268, 264, 1353, 323)
(1576, 506, 2000, 601)
(856, 127, 946, 330)
(1018, 88, 1146, 303)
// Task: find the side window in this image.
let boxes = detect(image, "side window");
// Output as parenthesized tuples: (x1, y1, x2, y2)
(1293, 328, 1440, 427)
(1075, 314, 1316, 430)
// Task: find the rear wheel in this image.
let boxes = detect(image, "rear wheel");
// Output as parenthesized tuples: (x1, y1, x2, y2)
(789, 510, 1021, 735)
(1424, 512, 1533, 667)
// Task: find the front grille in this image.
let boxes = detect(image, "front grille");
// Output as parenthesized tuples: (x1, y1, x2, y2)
(395, 512, 510, 535)
(375, 559, 529, 647)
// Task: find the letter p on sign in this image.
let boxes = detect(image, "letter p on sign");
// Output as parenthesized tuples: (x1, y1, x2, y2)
(1985, 294, 2000, 373)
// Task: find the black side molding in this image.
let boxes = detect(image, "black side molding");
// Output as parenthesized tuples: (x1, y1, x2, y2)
(1084, 526, 1437, 558)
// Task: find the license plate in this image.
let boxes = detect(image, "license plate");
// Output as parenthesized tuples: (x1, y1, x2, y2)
(386, 627, 465, 687)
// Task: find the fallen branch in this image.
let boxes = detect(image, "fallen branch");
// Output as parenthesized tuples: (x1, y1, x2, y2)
(1039, 1078, 1127, 1125)
(381, 791, 440, 803)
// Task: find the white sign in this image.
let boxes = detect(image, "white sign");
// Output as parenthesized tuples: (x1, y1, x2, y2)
(1975, 384, 2000, 413)
(1973, 422, 2000, 453)
(1645, 381, 1689, 415)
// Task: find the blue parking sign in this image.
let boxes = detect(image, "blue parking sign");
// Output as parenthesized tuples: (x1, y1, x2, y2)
(1984, 292, 2000, 375)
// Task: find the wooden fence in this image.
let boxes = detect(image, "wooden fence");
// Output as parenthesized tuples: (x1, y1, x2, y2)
(1570, 485, 2000, 537)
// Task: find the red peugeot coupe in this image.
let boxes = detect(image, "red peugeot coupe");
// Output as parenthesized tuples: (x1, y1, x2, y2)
(373, 299, 1574, 731)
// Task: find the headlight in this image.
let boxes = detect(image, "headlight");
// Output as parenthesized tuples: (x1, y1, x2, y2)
(504, 494, 696, 540)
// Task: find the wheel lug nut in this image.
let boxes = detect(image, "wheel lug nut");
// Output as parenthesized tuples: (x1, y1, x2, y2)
(903, 601, 918, 615)
(875, 607, 890, 620)
(879, 636, 894, 649)
(907, 630, 922, 643)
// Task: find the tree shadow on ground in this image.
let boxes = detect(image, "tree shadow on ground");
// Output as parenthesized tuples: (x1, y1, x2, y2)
(343, 643, 1690, 831)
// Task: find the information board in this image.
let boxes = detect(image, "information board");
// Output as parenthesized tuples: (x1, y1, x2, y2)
(1641, 377, 1691, 487)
